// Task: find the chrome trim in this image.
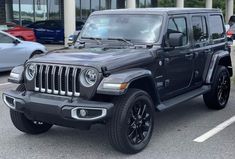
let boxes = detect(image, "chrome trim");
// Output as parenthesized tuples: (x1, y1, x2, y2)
(72, 67, 77, 96)
(71, 107, 107, 121)
(65, 67, 70, 95)
(45, 65, 50, 93)
(3, 94, 16, 110)
(51, 65, 56, 93)
(58, 66, 63, 95)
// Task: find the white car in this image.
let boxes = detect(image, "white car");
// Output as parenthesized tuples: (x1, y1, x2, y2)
(0, 31, 47, 72)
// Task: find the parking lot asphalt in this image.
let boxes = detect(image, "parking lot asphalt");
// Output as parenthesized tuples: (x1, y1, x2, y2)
(0, 47, 234, 159)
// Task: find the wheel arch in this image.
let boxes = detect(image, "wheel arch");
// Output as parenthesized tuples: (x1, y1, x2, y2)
(97, 68, 161, 108)
(128, 76, 160, 107)
(29, 50, 44, 59)
(218, 55, 233, 77)
(206, 51, 233, 84)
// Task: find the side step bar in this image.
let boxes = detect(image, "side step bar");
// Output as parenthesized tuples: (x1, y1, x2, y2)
(157, 85, 211, 111)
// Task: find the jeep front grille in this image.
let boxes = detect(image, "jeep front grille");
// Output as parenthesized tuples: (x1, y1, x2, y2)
(34, 64, 81, 96)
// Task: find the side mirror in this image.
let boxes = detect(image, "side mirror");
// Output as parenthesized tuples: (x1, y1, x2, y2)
(168, 32, 184, 48)
(67, 31, 80, 46)
(13, 39, 20, 45)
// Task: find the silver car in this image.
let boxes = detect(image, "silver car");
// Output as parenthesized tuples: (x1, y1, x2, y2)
(0, 31, 47, 72)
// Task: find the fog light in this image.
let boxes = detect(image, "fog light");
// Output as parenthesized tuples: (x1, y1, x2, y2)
(80, 109, 87, 117)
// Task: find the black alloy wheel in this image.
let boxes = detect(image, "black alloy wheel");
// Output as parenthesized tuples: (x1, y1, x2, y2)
(127, 100, 152, 145)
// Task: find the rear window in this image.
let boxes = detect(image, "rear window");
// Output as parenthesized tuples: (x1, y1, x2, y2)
(229, 16, 235, 22)
(192, 16, 208, 42)
(209, 15, 225, 40)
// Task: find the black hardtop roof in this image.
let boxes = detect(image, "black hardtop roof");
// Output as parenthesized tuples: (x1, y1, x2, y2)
(92, 8, 221, 15)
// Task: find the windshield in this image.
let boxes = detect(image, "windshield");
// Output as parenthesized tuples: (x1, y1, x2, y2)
(80, 14, 163, 43)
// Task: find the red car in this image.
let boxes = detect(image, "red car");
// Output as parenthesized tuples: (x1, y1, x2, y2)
(4, 22, 36, 41)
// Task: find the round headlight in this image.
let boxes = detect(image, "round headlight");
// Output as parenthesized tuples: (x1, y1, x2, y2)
(80, 68, 98, 87)
(25, 64, 36, 81)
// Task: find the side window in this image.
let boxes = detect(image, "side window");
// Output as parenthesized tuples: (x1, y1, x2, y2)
(209, 15, 225, 39)
(192, 16, 208, 42)
(167, 17, 188, 46)
(34, 22, 46, 28)
(0, 33, 14, 43)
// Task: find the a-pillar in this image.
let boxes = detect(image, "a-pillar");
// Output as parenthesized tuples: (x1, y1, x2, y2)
(226, 0, 234, 23)
(206, 0, 212, 8)
(126, 0, 136, 8)
(176, 0, 184, 8)
(64, 0, 76, 46)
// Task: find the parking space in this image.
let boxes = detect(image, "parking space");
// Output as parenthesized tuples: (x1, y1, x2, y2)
(0, 49, 234, 159)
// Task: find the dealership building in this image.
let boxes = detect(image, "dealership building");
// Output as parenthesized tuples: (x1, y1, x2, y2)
(0, 0, 234, 44)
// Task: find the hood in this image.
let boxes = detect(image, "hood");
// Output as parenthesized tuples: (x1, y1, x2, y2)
(28, 48, 154, 72)
(20, 41, 47, 52)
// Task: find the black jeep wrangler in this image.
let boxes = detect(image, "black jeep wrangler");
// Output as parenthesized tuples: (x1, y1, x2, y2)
(3, 8, 233, 154)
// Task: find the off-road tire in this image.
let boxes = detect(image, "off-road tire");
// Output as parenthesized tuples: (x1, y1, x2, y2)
(203, 66, 231, 110)
(107, 89, 155, 154)
(10, 84, 53, 134)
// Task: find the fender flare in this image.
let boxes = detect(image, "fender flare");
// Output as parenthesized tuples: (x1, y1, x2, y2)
(97, 68, 161, 105)
(206, 50, 232, 84)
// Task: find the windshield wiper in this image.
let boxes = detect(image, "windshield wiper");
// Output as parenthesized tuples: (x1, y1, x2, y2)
(81, 36, 102, 45)
(107, 37, 134, 46)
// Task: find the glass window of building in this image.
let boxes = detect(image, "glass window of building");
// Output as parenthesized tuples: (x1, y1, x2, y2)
(20, 0, 34, 26)
(76, 0, 81, 19)
(100, 0, 111, 10)
(48, 0, 61, 20)
(81, 0, 90, 20)
(137, 0, 145, 8)
(6, 0, 19, 24)
(35, 0, 48, 22)
(91, 0, 100, 12)
(145, 0, 151, 7)
(111, 0, 117, 9)
(158, 0, 175, 7)
(137, 0, 152, 8)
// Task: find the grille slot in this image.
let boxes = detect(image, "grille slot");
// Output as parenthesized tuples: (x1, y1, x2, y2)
(34, 64, 81, 96)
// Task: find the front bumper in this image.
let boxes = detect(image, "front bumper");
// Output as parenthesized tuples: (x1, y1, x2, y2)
(2, 90, 113, 129)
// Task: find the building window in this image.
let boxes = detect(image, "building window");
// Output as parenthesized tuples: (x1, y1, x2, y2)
(111, 0, 117, 9)
(48, 0, 61, 20)
(35, 0, 48, 22)
(137, 0, 152, 8)
(20, 0, 34, 26)
(12, 0, 20, 24)
(76, 0, 81, 19)
(81, 0, 90, 20)
(100, 0, 111, 10)
(91, 0, 99, 12)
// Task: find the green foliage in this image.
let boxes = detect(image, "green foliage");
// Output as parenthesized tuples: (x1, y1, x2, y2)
(185, 0, 206, 7)
(158, 0, 175, 7)
(157, 0, 234, 17)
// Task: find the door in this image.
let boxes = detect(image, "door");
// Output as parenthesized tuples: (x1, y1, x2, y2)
(45, 21, 64, 42)
(32, 21, 47, 42)
(162, 16, 194, 99)
(191, 15, 210, 86)
(0, 32, 27, 70)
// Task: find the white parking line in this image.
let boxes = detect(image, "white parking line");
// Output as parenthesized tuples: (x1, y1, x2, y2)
(0, 82, 11, 87)
(194, 115, 235, 143)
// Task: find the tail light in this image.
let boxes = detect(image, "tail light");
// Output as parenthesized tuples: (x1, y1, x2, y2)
(227, 31, 233, 38)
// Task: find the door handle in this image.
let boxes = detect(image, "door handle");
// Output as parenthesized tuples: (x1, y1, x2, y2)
(185, 53, 194, 60)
